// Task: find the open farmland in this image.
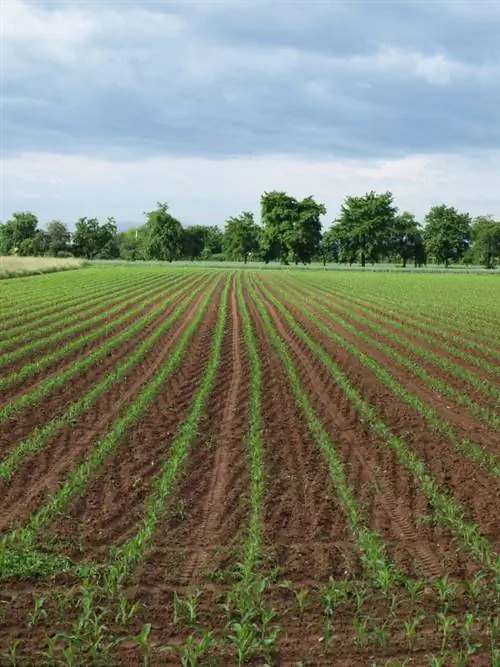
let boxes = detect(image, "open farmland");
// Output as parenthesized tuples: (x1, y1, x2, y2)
(0, 266, 499, 666)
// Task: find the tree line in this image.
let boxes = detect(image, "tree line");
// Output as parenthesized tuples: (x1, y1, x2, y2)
(1, 191, 500, 268)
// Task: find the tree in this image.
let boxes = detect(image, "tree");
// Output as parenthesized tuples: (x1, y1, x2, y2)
(45, 220, 71, 256)
(260, 191, 298, 264)
(393, 211, 426, 267)
(260, 191, 326, 264)
(290, 196, 326, 264)
(471, 215, 500, 269)
(0, 211, 38, 255)
(118, 227, 147, 260)
(424, 204, 472, 267)
(73, 216, 119, 259)
(331, 191, 397, 267)
(33, 229, 50, 256)
(73, 217, 102, 258)
(201, 225, 224, 258)
(182, 226, 207, 261)
(223, 211, 260, 263)
(318, 228, 340, 266)
(144, 202, 183, 262)
(97, 217, 120, 259)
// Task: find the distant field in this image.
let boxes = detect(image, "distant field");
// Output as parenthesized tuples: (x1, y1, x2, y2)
(0, 266, 499, 665)
(0, 255, 85, 278)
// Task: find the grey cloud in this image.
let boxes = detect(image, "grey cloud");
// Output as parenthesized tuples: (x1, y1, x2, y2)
(4, 0, 500, 162)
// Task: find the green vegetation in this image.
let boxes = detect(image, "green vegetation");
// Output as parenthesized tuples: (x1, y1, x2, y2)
(0, 265, 498, 665)
(3, 191, 500, 269)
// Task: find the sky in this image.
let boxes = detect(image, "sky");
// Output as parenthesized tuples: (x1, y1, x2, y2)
(2, 0, 500, 230)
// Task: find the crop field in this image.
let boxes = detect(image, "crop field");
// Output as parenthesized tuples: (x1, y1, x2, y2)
(0, 266, 499, 666)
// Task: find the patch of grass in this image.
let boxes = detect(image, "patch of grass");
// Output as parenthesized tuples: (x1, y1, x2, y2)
(0, 256, 87, 279)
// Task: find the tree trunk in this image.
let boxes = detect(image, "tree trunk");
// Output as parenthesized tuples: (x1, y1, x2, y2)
(361, 251, 366, 267)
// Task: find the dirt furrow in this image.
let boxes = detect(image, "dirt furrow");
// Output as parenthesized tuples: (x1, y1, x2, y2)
(0, 276, 204, 451)
(40, 278, 226, 561)
(135, 276, 251, 596)
(0, 278, 186, 401)
(258, 278, 500, 564)
(254, 278, 461, 579)
(0, 277, 220, 533)
(245, 282, 353, 585)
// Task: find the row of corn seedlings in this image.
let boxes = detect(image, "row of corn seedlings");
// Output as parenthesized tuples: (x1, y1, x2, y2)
(0, 272, 183, 370)
(0, 275, 222, 545)
(253, 279, 500, 583)
(292, 276, 500, 372)
(0, 273, 195, 392)
(213, 272, 279, 665)
(286, 277, 499, 407)
(41, 274, 232, 666)
(0, 272, 205, 422)
(263, 277, 500, 479)
(0, 270, 175, 350)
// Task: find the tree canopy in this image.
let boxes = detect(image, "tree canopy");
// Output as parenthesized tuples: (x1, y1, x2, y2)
(2, 191, 497, 270)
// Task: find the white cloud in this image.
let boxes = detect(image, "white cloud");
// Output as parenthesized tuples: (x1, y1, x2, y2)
(3, 150, 499, 227)
(4, 0, 96, 63)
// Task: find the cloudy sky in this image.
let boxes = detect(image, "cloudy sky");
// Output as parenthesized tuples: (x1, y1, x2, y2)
(3, 0, 500, 229)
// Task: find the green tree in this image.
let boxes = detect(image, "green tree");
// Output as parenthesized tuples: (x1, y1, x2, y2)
(290, 196, 326, 264)
(98, 217, 120, 259)
(201, 225, 224, 259)
(0, 211, 39, 255)
(45, 220, 71, 256)
(73, 217, 102, 258)
(182, 225, 207, 261)
(118, 227, 147, 260)
(144, 202, 183, 262)
(260, 191, 298, 264)
(424, 204, 472, 267)
(471, 215, 500, 269)
(393, 211, 426, 267)
(332, 191, 397, 267)
(317, 228, 340, 266)
(223, 211, 260, 263)
(33, 229, 50, 256)
(260, 191, 326, 264)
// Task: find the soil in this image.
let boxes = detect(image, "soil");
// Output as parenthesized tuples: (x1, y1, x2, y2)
(0, 271, 498, 666)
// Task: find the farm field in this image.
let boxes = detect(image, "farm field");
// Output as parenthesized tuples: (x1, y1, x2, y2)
(0, 266, 499, 666)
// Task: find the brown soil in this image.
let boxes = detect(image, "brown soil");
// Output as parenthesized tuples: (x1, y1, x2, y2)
(258, 276, 500, 557)
(0, 271, 498, 666)
(0, 275, 219, 532)
(0, 273, 169, 353)
(40, 276, 226, 560)
(285, 279, 500, 433)
(0, 274, 204, 451)
(134, 274, 251, 600)
(0, 274, 186, 382)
